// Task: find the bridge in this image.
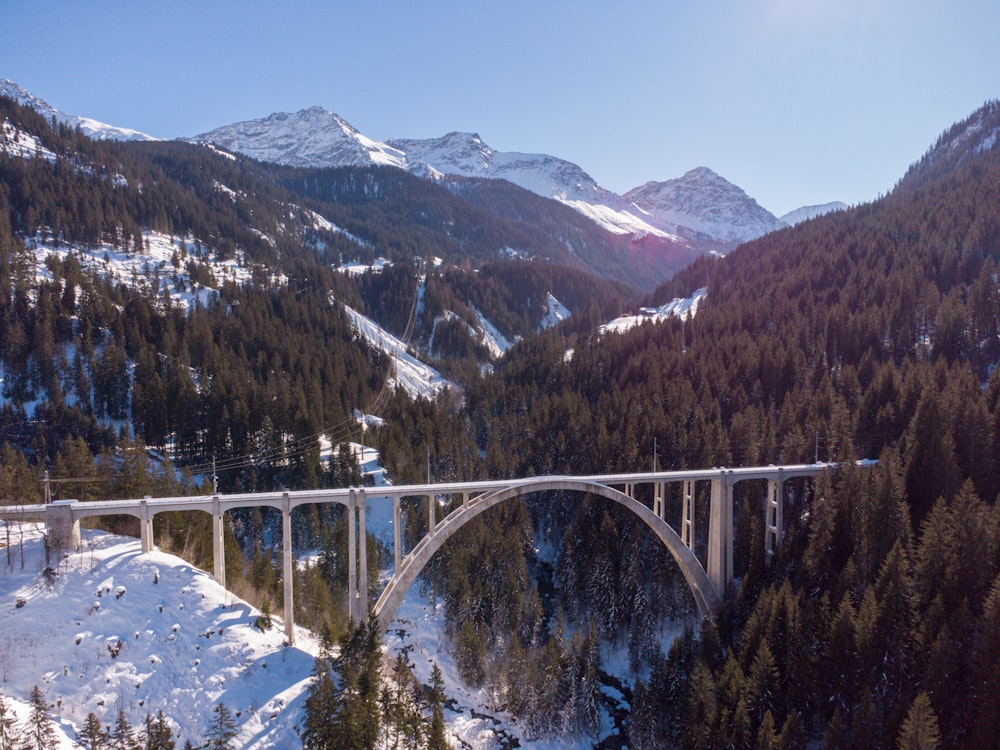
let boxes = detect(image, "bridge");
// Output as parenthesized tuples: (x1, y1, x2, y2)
(1, 463, 865, 643)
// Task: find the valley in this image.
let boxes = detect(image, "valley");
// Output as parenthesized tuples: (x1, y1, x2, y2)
(1, 81, 1000, 749)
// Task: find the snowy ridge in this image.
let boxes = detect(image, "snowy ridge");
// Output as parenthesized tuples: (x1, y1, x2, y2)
(192, 107, 407, 170)
(780, 201, 848, 225)
(599, 287, 707, 335)
(341, 303, 454, 400)
(0, 78, 158, 142)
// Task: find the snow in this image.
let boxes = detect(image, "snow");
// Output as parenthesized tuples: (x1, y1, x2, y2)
(1, 78, 158, 142)
(23, 230, 282, 313)
(0, 120, 59, 162)
(341, 303, 455, 400)
(192, 107, 407, 171)
(600, 287, 707, 335)
(471, 306, 519, 357)
(0, 523, 320, 748)
(780, 201, 848, 225)
(539, 292, 571, 331)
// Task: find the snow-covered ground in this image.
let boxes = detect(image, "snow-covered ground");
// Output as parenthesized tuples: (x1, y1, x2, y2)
(600, 286, 707, 335)
(0, 524, 320, 749)
(342, 303, 455, 400)
(23, 230, 282, 314)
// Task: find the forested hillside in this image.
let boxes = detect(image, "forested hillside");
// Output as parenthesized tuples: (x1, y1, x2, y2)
(458, 100, 1000, 748)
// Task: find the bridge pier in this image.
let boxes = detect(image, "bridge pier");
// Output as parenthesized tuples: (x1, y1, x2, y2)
(282, 493, 295, 644)
(681, 480, 694, 549)
(765, 470, 784, 562)
(140, 497, 153, 554)
(212, 496, 225, 589)
(46, 500, 81, 556)
(707, 471, 733, 593)
(348, 490, 358, 622)
(358, 489, 368, 621)
(393, 495, 402, 572)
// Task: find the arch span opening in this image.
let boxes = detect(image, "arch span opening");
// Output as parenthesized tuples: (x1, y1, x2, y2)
(373, 477, 722, 633)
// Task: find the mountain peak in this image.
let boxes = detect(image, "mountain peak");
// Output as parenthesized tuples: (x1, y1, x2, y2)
(0, 78, 157, 142)
(624, 169, 784, 244)
(192, 108, 406, 170)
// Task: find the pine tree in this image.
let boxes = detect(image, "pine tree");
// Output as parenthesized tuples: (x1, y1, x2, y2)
(0, 691, 19, 750)
(108, 708, 140, 750)
(896, 692, 941, 750)
(144, 711, 175, 750)
(426, 663, 449, 750)
(23, 685, 57, 750)
(76, 712, 107, 750)
(205, 703, 237, 750)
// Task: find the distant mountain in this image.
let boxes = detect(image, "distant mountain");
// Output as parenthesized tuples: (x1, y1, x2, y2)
(624, 167, 787, 244)
(0, 78, 157, 142)
(193, 106, 407, 170)
(388, 131, 677, 240)
(780, 201, 848, 226)
(190, 107, 787, 248)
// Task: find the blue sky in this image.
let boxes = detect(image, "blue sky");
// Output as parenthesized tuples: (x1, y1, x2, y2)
(3, 0, 998, 216)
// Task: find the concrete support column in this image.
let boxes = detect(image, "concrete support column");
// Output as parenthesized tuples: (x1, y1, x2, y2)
(212, 496, 225, 589)
(282, 493, 295, 644)
(358, 489, 368, 624)
(653, 483, 664, 519)
(427, 493, 436, 533)
(624, 482, 634, 498)
(47, 500, 81, 555)
(707, 470, 732, 594)
(681, 480, 694, 549)
(140, 497, 153, 554)
(348, 490, 357, 623)
(765, 469, 784, 562)
(462, 492, 469, 507)
(393, 495, 402, 572)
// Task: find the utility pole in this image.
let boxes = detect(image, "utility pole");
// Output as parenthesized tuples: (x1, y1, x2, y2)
(653, 438, 658, 473)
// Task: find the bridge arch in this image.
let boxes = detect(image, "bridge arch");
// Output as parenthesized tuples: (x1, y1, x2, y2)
(374, 477, 722, 633)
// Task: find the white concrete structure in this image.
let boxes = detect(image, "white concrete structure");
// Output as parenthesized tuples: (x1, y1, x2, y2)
(2, 463, 867, 641)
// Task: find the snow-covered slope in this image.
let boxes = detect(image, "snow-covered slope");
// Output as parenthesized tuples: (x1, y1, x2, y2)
(341, 304, 455, 400)
(192, 107, 407, 170)
(780, 201, 847, 225)
(0, 524, 319, 748)
(0, 78, 158, 142)
(600, 287, 707, 335)
(624, 167, 786, 244)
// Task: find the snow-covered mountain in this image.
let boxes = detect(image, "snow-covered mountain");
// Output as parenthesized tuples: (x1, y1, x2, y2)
(192, 106, 407, 170)
(624, 167, 787, 244)
(187, 107, 786, 247)
(0, 78, 157, 142)
(389, 131, 679, 240)
(779, 201, 848, 226)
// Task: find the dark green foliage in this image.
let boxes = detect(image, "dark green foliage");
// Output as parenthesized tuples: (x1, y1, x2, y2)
(205, 703, 237, 750)
(23, 685, 57, 750)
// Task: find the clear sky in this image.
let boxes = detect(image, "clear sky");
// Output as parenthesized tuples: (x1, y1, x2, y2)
(3, 0, 998, 216)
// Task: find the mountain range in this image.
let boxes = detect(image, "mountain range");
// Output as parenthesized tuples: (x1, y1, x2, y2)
(0, 79, 837, 252)
(194, 106, 818, 248)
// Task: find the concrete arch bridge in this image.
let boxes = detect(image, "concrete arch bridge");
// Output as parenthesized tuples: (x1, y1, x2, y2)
(2, 463, 868, 643)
